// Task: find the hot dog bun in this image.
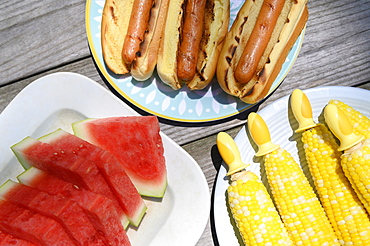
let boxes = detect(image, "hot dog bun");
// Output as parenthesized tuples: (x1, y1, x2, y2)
(101, 0, 134, 74)
(131, 0, 170, 80)
(101, 0, 169, 80)
(217, 0, 308, 104)
(157, 0, 230, 90)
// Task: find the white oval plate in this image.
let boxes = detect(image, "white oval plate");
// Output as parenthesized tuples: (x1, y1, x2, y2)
(85, 0, 305, 123)
(0, 72, 210, 246)
(213, 86, 370, 245)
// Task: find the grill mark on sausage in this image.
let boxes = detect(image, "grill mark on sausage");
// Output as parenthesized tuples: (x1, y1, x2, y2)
(177, 0, 207, 81)
(234, 0, 286, 84)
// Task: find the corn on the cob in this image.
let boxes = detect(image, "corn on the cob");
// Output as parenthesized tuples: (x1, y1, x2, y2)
(302, 125, 370, 244)
(328, 99, 370, 139)
(248, 112, 340, 245)
(341, 139, 370, 212)
(217, 132, 294, 246)
(228, 171, 293, 245)
(291, 89, 370, 245)
(325, 104, 370, 214)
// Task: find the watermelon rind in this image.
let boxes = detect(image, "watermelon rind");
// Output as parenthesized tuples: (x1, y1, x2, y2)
(72, 117, 168, 198)
(16, 167, 42, 185)
(70, 118, 94, 142)
(10, 137, 35, 170)
(0, 180, 16, 198)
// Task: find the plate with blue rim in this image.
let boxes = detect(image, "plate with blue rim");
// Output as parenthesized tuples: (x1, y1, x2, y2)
(85, 0, 305, 123)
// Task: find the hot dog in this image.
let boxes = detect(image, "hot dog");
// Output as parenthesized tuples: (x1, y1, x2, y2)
(234, 0, 286, 84)
(122, 0, 155, 65)
(157, 0, 230, 90)
(101, 0, 169, 80)
(176, 0, 207, 82)
(217, 0, 308, 104)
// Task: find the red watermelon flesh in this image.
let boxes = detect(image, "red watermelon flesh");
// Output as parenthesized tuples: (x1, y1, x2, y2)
(17, 167, 131, 246)
(39, 129, 147, 227)
(0, 199, 75, 246)
(0, 231, 36, 246)
(73, 116, 167, 197)
(11, 136, 129, 227)
(0, 180, 105, 246)
(0, 232, 5, 243)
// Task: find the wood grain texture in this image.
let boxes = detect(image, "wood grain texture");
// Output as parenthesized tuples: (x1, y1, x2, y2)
(182, 126, 241, 245)
(0, 0, 369, 87)
(291, 0, 370, 87)
(0, 0, 87, 85)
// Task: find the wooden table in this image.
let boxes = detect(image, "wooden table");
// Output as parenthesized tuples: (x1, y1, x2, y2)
(0, 0, 369, 245)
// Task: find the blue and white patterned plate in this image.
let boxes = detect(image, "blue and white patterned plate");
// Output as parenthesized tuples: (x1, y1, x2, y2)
(85, 0, 305, 122)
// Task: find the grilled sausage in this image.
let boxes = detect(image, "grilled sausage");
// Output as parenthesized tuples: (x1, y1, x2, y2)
(234, 0, 286, 84)
(176, 0, 207, 82)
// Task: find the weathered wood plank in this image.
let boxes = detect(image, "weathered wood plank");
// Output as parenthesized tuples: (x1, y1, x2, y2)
(0, 0, 87, 85)
(1, 0, 370, 89)
(182, 126, 242, 246)
(289, 0, 370, 88)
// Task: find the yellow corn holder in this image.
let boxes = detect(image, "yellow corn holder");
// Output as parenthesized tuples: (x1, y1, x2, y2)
(325, 104, 370, 216)
(328, 99, 370, 139)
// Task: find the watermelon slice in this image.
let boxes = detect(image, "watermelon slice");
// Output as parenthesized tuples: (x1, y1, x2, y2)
(73, 116, 167, 197)
(17, 167, 131, 246)
(0, 180, 105, 246)
(11, 136, 129, 227)
(0, 199, 75, 246)
(0, 231, 36, 246)
(39, 128, 147, 227)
